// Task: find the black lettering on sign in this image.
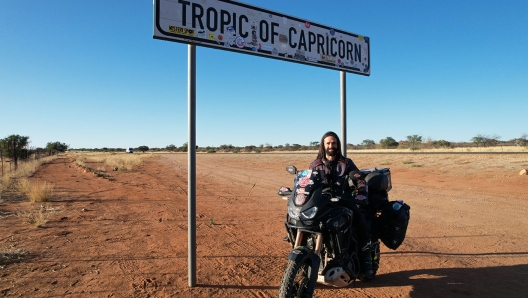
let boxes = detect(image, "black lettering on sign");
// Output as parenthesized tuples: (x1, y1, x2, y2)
(338, 40, 345, 59)
(271, 22, 279, 44)
(192, 3, 204, 29)
(289, 27, 297, 48)
(260, 20, 269, 42)
(239, 14, 249, 38)
(178, 0, 191, 26)
(298, 30, 306, 51)
(346, 42, 353, 60)
(207, 7, 218, 31)
(330, 37, 337, 56)
(308, 32, 316, 52)
(220, 9, 230, 33)
(317, 34, 325, 55)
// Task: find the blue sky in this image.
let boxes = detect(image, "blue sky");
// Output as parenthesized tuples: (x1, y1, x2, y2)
(1, 0, 527, 149)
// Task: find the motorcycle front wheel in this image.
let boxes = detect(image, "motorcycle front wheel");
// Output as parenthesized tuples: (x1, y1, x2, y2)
(278, 259, 316, 298)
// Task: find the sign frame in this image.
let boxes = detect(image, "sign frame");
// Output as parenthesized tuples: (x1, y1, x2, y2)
(153, 0, 370, 76)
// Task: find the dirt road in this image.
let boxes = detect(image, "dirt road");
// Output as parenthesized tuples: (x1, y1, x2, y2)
(1, 153, 527, 297)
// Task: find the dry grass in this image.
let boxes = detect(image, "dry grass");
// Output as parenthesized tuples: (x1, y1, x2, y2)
(351, 146, 528, 153)
(15, 178, 31, 193)
(1, 156, 58, 180)
(17, 209, 49, 227)
(74, 159, 86, 168)
(69, 152, 155, 171)
(1, 175, 12, 189)
(15, 204, 59, 228)
(16, 179, 54, 203)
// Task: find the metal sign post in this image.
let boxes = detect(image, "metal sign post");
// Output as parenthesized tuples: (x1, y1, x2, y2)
(188, 44, 197, 287)
(340, 71, 347, 158)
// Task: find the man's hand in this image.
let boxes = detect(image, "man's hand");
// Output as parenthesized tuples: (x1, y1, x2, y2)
(349, 171, 367, 180)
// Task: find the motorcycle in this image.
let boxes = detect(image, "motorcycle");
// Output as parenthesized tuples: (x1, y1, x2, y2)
(277, 165, 398, 298)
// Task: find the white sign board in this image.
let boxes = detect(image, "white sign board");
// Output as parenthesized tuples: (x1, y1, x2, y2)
(153, 0, 370, 75)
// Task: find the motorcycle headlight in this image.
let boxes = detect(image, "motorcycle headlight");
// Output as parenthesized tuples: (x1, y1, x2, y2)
(301, 207, 318, 219)
(288, 206, 300, 220)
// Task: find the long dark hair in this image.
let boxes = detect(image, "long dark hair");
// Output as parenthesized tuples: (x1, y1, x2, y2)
(316, 131, 342, 160)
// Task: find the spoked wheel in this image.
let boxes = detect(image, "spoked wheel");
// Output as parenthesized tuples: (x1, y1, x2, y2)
(278, 259, 316, 298)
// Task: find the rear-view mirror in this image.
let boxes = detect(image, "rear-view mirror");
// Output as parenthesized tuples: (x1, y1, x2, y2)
(286, 165, 297, 175)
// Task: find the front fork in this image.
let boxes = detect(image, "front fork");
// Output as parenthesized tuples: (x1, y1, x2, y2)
(293, 229, 324, 256)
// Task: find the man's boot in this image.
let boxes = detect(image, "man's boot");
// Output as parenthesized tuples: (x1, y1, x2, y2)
(358, 242, 374, 281)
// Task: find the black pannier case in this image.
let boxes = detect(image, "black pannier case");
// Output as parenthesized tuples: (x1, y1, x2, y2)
(379, 200, 410, 250)
(361, 168, 392, 193)
(360, 168, 392, 209)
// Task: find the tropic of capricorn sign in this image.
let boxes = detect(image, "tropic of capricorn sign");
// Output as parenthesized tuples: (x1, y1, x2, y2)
(153, 0, 370, 75)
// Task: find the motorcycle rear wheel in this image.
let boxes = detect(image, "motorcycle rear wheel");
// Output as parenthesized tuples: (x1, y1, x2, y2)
(278, 259, 316, 298)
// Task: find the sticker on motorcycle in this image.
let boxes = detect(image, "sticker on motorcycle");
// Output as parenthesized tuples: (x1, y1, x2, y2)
(296, 188, 309, 195)
(298, 177, 314, 187)
(295, 193, 306, 205)
(299, 170, 312, 178)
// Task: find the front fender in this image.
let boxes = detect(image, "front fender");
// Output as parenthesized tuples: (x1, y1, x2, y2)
(288, 246, 321, 281)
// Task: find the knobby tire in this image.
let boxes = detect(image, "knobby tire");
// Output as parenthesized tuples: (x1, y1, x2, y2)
(278, 259, 315, 298)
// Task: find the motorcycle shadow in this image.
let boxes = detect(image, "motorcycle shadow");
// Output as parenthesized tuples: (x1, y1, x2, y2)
(315, 263, 528, 297)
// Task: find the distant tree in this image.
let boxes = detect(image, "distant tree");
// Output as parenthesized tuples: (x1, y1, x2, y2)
(180, 142, 188, 152)
(361, 139, 375, 148)
(179, 143, 198, 152)
(0, 134, 30, 170)
(46, 142, 67, 155)
(46, 141, 69, 155)
(433, 140, 451, 148)
(483, 134, 501, 147)
(406, 135, 423, 151)
(165, 144, 177, 151)
(379, 137, 398, 149)
(137, 145, 149, 153)
(245, 145, 255, 152)
(219, 144, 234, 152)
(471, 134, 485, 148)
(514, 134, 527, 147)
(309, 141, 319, 147)
(291, 144, 301, 151)
(472, 134, 501, 147)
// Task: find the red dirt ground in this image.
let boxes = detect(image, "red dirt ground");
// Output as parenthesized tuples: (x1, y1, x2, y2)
(1, 153, 528, 297)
